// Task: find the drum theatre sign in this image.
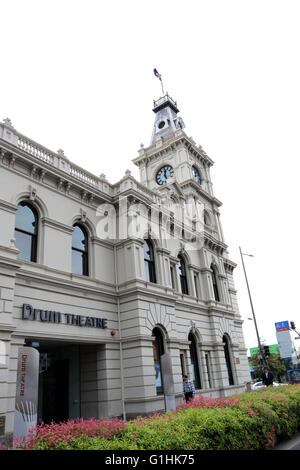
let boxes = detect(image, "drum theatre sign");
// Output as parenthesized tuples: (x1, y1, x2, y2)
(22, 304, 108, 329)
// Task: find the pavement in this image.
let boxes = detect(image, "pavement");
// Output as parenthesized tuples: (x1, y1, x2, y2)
(274, 432, 300, 450)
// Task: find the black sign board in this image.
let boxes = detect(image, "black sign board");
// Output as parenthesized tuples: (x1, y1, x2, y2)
(0, 416, 5, 436)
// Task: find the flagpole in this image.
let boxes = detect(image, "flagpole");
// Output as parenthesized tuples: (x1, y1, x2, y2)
(154, 69, 165, 96)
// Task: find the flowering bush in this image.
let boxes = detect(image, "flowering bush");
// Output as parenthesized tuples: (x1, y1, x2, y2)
(12, 384, 300, 450)
(14, 417, 127, 450)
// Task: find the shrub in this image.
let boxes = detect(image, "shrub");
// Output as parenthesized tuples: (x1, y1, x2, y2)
(13, 384, 300, 450)
(14, 417, 127, 450)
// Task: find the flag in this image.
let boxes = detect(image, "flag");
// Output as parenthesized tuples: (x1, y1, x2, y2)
(153, 68, 162, 81)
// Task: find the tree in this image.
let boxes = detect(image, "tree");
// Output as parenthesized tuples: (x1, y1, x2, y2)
(266, 354, 286, 382)
(250, 353, 286, 381)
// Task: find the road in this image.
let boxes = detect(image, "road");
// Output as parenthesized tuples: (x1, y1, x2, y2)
(275, 432, 300, 450)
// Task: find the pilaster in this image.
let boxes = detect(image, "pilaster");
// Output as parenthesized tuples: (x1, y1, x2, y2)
(0, 246, 22, 447)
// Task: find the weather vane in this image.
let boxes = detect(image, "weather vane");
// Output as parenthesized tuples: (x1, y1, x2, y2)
(153, 68, 165, 95)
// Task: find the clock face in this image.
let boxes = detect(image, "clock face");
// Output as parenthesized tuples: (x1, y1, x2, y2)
(192, 166, 201, 184)
(156, 165, 174, 185)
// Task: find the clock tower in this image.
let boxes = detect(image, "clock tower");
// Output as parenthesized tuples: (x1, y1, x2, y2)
(132, 93, 223, 242)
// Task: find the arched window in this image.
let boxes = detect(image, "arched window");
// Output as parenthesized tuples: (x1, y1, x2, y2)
(211, 265, 220, 301)
(144, 239, 156, 283)
(152, 327, 164, 395)
(223, 335, 234, 385)
(188, 333, 201, 389)
(177, 255, 189, 295)
(72, 224, 89, 276)
(15, 202, 38, 262)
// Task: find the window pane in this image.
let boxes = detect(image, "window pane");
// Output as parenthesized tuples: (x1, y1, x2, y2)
(170, 266, 175, 289)
(144, 261, 151, 282)
(72, 250, 85, 275)
(180, 277, 188, 295)
(15, 203, 37, 234)
(72, 225, 87, 251)
(212, 268, 220, 301)
(177, 258, 184, 276)
(15, 230, 33, 261)
(144, 241, 156, 283)
(152, 341, 163, 395)
(194, 275, 199, 297)
(189, 335, 201, 389)
(144, 240, 151, 260)
(223, 337, 234, 385)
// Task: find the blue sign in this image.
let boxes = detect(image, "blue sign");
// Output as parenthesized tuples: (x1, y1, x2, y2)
(275, 321, 290, 331)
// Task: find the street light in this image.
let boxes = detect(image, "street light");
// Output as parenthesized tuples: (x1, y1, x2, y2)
(239, 247, 267, 368)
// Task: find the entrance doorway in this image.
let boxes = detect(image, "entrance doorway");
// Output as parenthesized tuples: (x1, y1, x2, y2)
(25, 340, 81, 424)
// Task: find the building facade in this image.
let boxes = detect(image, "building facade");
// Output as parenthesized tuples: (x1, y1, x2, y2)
(0, 95, 250, 446)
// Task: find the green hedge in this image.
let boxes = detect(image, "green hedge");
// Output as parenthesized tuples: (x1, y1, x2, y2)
(18, 384, 300, 450)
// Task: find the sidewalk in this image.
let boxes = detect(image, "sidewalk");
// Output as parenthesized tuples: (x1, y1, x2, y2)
(274, 432, 300, 450)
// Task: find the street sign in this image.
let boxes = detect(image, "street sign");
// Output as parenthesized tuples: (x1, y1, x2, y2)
(275, 321, 290, 332)
(275, 321, 295, 359)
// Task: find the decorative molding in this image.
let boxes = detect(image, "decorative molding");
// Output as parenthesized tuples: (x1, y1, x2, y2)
(0, 199, 18, 213)
(145, 302, 175, 336)
(41, 217, 74, 235)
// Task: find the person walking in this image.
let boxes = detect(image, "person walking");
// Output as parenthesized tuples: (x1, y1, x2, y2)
(262, 367, 274, 387)
(182, 375, 195, 402)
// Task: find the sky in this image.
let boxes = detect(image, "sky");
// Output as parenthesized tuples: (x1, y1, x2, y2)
(1, 0, 300, 352)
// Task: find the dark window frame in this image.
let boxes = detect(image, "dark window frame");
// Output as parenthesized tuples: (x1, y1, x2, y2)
(177, 255, 189, 295)
(223, 335, 234, 386)
(152, 327, 165, 395)
(188, 333, 201, 389)
(211, 266, 220, 301)
(144, 239, 156, 283)
(72, 223, 89, 276)
(15, 201, 38, 262)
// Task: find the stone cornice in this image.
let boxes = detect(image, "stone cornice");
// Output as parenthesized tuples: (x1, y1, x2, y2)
(133, 131, 214, 168)
(0, 198, 18, 213)
(224, 258, 237, 273)
(180, 179, 222, 207)
(16, 264, 117, 300)
(0, 138, 113, 205)
(41, 217, 74, 234)
(204, 233, 228, 255)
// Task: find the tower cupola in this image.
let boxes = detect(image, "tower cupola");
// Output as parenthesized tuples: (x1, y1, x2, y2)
(150, 93, 185, 145)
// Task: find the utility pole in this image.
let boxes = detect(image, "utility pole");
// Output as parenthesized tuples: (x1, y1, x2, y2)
(239, 247, 267, 368)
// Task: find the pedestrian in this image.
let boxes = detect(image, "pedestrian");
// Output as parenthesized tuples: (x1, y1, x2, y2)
(262, 367, 274, 387)
(182, 375, 195, 402)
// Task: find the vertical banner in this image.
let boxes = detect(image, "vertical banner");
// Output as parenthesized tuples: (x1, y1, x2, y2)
(13, 346, 39, 443)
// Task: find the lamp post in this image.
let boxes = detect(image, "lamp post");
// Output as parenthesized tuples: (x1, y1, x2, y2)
(239, 247, 267, 368)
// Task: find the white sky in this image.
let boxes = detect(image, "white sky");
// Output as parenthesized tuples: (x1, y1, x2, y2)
(1, 0, 300, 352)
